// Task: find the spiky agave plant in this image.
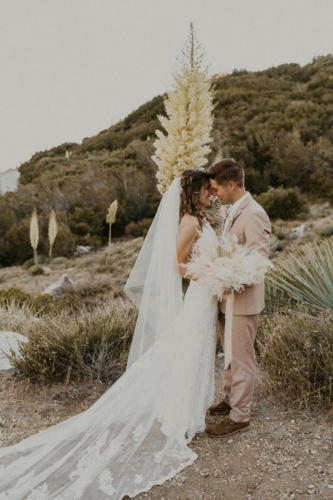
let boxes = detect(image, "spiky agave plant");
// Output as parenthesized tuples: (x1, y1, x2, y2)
(106, 200, 118, 259)
(29, 208, 39, 265)
(48, 209, 58, 258)
(266, 237, 333, 310)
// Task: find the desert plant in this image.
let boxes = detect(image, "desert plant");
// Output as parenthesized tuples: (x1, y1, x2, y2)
(257, 309, 333, 408)
(7, 303, 138, 384)
(106, 199, 118, 260)
(29, 208, 39, 265)
(266, 237, 333, 310)
(152, 22, 216, 193)
(48, 209, 58, 258)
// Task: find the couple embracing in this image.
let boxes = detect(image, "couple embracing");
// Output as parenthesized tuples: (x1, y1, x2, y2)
(0, 158, 271, 499)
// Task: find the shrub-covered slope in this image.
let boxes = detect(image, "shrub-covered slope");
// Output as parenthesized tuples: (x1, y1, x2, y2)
(1, 55, 333, 266)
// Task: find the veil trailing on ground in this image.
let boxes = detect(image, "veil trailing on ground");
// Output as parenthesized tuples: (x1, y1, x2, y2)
(0, 175, 218, 500)
(124, 177, 183, 368)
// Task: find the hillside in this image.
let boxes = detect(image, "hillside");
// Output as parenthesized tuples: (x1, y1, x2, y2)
(1, 55, 333, 266)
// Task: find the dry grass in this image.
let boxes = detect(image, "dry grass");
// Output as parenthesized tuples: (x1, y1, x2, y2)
(6, 301, 137, 384)
(257, 308, 333, 409)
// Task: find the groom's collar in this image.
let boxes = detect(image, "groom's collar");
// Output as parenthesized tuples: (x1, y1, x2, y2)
(230, 191, 250, 213)
(228, 191, 252, 228)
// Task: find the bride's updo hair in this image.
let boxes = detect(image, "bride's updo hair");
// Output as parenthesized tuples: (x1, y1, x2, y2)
(179, 169, 209, 228)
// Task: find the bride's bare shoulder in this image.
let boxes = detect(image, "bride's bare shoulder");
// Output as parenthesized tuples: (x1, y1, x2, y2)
(179, 214, 200, 230)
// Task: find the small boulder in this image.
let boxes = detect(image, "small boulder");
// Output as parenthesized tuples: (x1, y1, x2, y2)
(291, 224, 306, 237)
(42, 274, 74, 296)
(74, 245, 92, 256)
(0, 331, 28, 370)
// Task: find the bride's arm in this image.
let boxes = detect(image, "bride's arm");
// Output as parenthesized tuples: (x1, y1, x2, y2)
(176, 215, 200, 278)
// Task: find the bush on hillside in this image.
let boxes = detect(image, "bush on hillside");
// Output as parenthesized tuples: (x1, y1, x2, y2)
(255, 186, 308, 220)
(124, 218, 153, 238)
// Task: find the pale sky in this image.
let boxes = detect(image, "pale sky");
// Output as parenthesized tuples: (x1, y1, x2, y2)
(1, 0, 333, 173)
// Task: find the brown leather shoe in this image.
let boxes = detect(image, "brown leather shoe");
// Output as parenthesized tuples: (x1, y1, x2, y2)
(206, 415, 250, 438)
(208, 399, 231, 415)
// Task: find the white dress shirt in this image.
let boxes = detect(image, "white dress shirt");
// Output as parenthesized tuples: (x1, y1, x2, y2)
(222, 191, 250, 238)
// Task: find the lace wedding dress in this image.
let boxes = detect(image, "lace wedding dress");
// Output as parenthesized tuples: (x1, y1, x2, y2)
(0, 180, 219, 499)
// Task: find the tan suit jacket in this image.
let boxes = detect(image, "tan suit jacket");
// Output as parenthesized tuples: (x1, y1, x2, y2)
(220, 193, 271, 316)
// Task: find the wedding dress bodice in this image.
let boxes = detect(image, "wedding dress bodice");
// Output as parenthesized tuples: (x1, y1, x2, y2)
(0, 222, 219, 500)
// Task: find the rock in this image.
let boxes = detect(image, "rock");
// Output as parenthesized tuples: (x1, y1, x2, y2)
(74, 245, 92, 256)
(291, 224, 306, 237)
(199, 470, 209, 478)
(0, 331, 28, 370)
(42, 274, 74, 296)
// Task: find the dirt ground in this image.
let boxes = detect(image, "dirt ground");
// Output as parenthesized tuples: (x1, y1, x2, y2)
(1, 357, 332, 500)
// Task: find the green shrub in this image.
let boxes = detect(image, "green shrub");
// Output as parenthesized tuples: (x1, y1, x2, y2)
(0, 287, 82, 315)
(50, 256, 68, 265)
(255, 186, 308, 220)
(320, 225, 333, 237)
(0, 287, 34, 307)
(76, 233, 102, 250)
(78, 257, 94, 268)
(30, 265, 45, 276)
(23, 254, 50, 269)
(125, 221, 141, 237)
(270, 238, 284, 252)
(124, 218, 152, 238)
(8, 304, 138, 384)
(256, 309, 333, 408)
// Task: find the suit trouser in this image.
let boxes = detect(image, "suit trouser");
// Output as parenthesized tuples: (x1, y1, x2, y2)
(219, 312, 259, 423)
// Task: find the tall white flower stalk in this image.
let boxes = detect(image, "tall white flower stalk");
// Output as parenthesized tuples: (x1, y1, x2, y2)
(152, 22, 216, 194)
(30, 208, 39, 265)
(48, 209, 58, 258)
(106, 200, 118, 260)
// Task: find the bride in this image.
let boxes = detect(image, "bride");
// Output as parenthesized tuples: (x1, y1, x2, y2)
(0, 169, 219, 500)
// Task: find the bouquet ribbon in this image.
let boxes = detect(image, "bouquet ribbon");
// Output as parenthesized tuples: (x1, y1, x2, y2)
(223, 290, 234, 370)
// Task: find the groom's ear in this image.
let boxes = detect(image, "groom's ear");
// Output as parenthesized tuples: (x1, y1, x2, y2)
(228, 180, 238, 190)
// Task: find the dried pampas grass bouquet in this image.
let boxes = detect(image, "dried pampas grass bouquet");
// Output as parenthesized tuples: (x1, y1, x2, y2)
(184, 230, 273, 300)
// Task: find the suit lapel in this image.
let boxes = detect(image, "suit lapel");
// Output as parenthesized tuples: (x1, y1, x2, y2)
(226, 193, 252, 232)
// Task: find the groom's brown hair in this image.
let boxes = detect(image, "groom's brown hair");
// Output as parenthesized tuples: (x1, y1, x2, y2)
(207, 158, 244, 187)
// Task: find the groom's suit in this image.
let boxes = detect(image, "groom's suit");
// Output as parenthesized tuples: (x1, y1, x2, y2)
(219, 192, 271, 423)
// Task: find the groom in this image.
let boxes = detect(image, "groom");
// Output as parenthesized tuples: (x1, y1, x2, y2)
(205, 158, 271, 438)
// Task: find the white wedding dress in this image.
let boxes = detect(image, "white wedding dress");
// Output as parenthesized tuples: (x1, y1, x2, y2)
(0, 179, 219, 500)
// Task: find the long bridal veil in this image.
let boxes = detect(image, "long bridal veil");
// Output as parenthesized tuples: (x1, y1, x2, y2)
(124, 177, 183, 367)
(0, 176, 218, 500)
